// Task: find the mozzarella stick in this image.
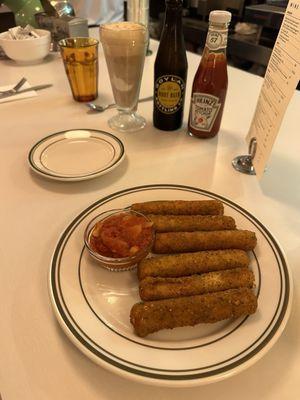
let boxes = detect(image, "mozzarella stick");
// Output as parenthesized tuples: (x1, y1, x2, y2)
(130, 288, 258, 337)
(153, 230, 257, 254)
(139, 268, 254, 301)
(131, 200, 224, 216)
(148, 214, 236, 232)
(138, 249, 250, 280)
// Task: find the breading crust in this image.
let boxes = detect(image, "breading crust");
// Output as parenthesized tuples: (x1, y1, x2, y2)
(131, 200, 224, 216)
(139, 268, 254, 301)
(148, 214, 236, 232)
(130, 288, 258, 337)
(138, 249, 250, 279)
(153, 230, 257, 253)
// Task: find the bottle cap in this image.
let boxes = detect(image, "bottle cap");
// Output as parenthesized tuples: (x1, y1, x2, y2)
(209, 10, 232, 24)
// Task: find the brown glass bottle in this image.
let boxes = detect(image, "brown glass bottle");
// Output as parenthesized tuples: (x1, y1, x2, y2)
(153, 0, 188, 131)
(188, 11, 231, 138)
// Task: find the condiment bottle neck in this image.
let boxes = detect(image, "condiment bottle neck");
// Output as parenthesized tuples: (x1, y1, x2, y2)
(204, 21, 229, 55)
(163, 1, 183, 29)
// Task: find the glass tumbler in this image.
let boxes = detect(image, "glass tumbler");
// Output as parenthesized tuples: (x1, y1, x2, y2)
(100, 22, 147, 132)
(59, 37, 99, 102)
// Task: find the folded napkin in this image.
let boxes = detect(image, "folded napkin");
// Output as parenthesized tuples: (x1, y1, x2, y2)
(0, 81, 37, 104)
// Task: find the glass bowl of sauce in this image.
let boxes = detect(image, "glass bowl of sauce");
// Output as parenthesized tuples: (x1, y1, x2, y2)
(84, 209, 154, 271)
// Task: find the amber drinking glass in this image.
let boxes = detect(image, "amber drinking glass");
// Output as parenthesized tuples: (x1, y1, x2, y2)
(59, 37, 99, 102)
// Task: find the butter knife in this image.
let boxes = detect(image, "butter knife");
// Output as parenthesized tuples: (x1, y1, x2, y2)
(0, 84, 53, 99)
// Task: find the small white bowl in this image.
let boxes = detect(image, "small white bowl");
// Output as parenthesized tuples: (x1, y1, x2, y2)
(0, 29, 51, 64)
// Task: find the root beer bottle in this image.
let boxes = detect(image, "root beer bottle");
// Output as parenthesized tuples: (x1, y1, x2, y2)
(153, 0, 188, 131)
(188, 11, 231, 138)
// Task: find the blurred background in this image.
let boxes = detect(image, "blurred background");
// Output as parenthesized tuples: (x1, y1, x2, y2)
(149, 0, 288, 78)
(0, 0, 289, 78)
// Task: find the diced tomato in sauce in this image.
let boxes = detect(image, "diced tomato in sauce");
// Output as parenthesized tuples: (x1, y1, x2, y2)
(90, 213, 153, 258)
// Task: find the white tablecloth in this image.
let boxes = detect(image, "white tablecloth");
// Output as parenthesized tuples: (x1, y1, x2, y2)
(1, 31, 300, 400)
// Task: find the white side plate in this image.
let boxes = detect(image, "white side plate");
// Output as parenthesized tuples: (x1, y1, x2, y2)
(49, 185, 292, 387)
(28, 129, 125, 181)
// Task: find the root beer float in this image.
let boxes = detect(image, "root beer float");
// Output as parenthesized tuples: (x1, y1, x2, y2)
(100, 22, 147, 110)
(100, 21, 147, 131)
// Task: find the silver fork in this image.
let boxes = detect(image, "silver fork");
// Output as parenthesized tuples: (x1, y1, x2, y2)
(0, 77, 27, 97)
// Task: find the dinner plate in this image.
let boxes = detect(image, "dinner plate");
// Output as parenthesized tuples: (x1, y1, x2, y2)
(28, 129, 125, 181)
(49, 184, 292, 387)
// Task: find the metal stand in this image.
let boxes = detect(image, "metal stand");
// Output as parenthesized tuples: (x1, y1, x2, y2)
(232, 138, 257, 175)
(146, 47, 153, 56)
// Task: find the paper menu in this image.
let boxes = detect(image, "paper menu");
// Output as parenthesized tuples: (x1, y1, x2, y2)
(246, 0, 300, 179)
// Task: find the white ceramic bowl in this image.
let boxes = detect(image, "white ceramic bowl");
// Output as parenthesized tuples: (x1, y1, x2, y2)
(0, 29, 51, 64)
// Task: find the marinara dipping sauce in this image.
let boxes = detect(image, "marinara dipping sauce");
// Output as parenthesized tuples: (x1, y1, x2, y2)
(84, 209, 154, 271)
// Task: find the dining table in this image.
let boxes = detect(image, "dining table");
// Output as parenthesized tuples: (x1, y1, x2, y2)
(1, 27, 300, 400)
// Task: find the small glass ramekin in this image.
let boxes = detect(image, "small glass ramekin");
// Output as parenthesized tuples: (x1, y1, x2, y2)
(84, 208, 154, 271)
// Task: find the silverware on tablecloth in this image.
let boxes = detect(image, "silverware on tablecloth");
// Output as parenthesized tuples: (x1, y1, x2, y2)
(0, 84, 53, 99)
(86, 95, 153, 113)
(0, 77, 27, 96)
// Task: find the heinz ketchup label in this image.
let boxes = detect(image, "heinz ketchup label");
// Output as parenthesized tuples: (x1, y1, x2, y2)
(189, 93, 221, 132)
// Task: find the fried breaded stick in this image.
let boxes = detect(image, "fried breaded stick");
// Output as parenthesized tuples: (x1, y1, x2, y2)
(139, 268, 254, 301)
(153, 230, 257, 254)
(148, 214, 236, 232)
(131, 200, 224, 216)
(138, 249, 250, 280)
(130, 288, 257, 337)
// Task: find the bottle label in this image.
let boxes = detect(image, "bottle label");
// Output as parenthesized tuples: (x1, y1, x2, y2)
(206, 29, 228, 51)
(155, 75, 185, 114)
(189, 93, 221, 132)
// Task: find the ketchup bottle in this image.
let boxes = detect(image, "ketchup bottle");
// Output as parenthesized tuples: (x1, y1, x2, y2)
(188, 11, 231, 138)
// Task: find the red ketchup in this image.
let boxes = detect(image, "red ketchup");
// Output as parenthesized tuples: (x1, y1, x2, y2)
(188, 10, 231, 138)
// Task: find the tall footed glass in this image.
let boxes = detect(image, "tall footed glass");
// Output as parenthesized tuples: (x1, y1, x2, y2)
(100, 22, 147, 132)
